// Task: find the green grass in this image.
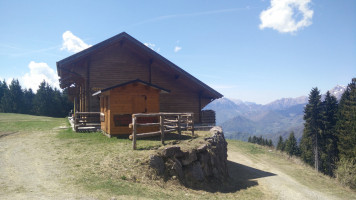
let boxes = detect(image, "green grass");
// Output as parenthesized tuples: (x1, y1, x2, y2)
(3, 113, 355, 199)
(0, 113, 65, 132)
(52, 127, 271, 199)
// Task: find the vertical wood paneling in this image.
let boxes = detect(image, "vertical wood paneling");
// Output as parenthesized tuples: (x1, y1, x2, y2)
(63, 40, 218, 123)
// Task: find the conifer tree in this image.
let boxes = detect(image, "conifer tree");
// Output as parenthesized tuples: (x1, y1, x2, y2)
(0, 80, 8, 112)
(23, 89, 35, 114)
(1, 79, 24, 113)
(9, 79, 24, 113)
(285, 131, 299, 156)
(300, 131, 314, 165)
(320, 91, 339, 176)
(302, 87, 323, 171)
(60, 88, 73, 117)
(33, 81, 53, 116)
(277, 136, 285, 151)
(337, 78, 356, 161)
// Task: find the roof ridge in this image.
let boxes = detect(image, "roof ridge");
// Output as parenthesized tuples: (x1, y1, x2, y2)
(57, 32, 222, 99)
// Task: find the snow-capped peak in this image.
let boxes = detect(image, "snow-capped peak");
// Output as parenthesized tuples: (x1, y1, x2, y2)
(328, 85, 346, 99)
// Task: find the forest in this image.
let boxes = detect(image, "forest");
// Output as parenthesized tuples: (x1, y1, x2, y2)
(250, 78, 356, 189)
(0, 79, 72, 117)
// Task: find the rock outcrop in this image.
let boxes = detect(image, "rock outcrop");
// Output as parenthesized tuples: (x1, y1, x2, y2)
(149, 126, 228, 187)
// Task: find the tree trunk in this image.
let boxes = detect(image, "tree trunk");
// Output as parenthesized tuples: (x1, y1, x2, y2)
(314, 134, 319, 172)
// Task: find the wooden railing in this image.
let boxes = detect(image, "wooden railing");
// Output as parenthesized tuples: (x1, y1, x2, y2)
(74, 112, 101, 132)
(130, 113, 194, 150)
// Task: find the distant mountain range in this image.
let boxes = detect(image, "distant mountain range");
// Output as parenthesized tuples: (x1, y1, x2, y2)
(204, 85, 346, 144)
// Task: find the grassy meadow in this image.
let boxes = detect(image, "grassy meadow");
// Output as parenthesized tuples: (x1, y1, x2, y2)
(1, 113, 355, 199)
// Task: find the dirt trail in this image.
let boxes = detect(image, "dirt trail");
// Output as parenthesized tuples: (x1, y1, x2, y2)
(0, 125, 349, 200)
(0, 128, 93, 200)
(227, 149, 337, 200)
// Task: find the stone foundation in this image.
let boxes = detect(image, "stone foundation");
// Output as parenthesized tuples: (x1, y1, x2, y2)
(149, 126, 228, 187)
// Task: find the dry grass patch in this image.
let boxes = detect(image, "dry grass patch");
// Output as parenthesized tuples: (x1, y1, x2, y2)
(56, 128, 264, 199)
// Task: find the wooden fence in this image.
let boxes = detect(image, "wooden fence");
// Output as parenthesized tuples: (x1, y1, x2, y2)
(130, 113, 194, 150)
(74, 112, 101, 132)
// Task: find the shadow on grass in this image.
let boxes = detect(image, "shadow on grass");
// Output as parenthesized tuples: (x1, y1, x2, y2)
(186, 160, 276, 193)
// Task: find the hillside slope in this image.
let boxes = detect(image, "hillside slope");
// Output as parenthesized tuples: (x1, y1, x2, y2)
(228, 140, 355, 200)
(1, 114, 355, 199)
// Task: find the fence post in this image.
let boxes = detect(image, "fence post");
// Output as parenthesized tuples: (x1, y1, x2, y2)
(74, 113, 78, 132)
(132, 115, 137, 150)
(160, 115, 165, 145)
(177, 114, 181, 135)
(191, 113, 194, 136)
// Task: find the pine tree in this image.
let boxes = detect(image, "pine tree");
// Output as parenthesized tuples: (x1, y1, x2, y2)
(1, 79, 24, 113)
(300, 131, 314, 165)
(277, 136, 285, 151)
(302, 87, 323, 171)
(0, 81, 10, 112)
(33, 81, 52, 116)
(0, 80, 5, 102)
(337, 78, 356, 161)
(60, 88, 73, 117)
(23, 89, 35, 114)
(9, 79, 24, 113)
(252, 136, 257, 144)
(0, 80, 8, 112)
(285, 131, 299, 156)
(335, 78, 356, 188)
(320, 91, 339, 176)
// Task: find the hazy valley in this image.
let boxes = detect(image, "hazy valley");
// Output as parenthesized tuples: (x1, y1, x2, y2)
(204, 85, 346, 144)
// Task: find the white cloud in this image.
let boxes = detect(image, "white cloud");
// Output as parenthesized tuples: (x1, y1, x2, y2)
(22, 61, 60, 91)
(144, 42, 160, 52)
(259, 0, 313, 33)
(0, 76, 13, 86)
(174, 46, 182, 53)
(144, 42, 156, 49)
(5, 78, 13, 86)
(61, 31, 91, 53)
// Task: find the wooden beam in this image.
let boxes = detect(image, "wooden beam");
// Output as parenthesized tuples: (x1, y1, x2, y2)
(133, 112, 193, 117)
(129, 131, 161, 140)
(198, 91, 202, 123)
(129, 122, 160, 128)
(85, 60, 91, 112)
(178, 115, 181, 135)
(132, 116, 137, 150)
(160, 115, 164, 145)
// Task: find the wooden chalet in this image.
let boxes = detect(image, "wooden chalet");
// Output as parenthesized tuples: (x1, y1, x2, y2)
(56, 32, 222, 128)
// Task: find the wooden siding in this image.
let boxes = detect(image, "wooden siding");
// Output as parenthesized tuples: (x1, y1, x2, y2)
(100, 83, 160, 135)
(60, 39, 218, 123)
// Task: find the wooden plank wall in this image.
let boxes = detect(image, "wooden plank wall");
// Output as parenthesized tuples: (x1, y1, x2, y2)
(108, 83, 160, 135)
(69, 41, 214, 123)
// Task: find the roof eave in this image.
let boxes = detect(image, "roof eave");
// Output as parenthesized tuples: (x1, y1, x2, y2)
(56, 32, 222, 98)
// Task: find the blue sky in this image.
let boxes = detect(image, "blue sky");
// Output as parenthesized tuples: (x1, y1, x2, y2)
(0, 0, 355, 104)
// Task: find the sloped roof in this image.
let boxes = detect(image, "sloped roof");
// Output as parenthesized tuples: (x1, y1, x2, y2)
(57, 32, 222, 99)
(92, 79, 170, 96)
